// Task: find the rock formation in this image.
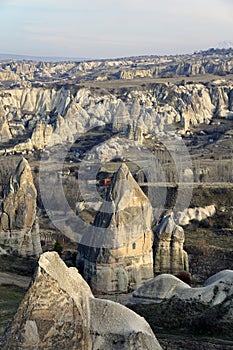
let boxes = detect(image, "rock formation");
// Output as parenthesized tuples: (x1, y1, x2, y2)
(0, 49, 232, 155)
(0, 77, 232, 155)
(1, 48, 233, 85)
(153, 213, 189, 275)
(128, 270, 233, 338)
(86, 136, 147, 163)
(0, 252, 162, 350)
(0, 158, 42, 257)
(31, 121, 53, 150)
(77, 163, 154, 294)
(177, 204, 216, 226)
(0, 113, 12, 143)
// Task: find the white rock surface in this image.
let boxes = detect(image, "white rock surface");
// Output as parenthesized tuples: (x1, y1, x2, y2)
(154, 213, 189, 274)
(177, 205, 216, 226)
(130, 270, 233, 307)
(0, 81, 232, 152)
(77, 163, 154, 293)
(0, 158, 42, 257)
(1, 252, 162, 350)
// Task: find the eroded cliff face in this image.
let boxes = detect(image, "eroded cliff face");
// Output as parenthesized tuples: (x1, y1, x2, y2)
(0, 158, 42, 257)
(0, 80, 232, 153)
(153, 213, 189, 275)
(77, 163, 154, 294)
(0, 252, 162, 350)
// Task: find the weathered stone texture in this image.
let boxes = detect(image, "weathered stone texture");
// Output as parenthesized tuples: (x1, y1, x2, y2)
(0, 158, 42, 257)
(153, 213, 189, 274)
(77, 163, 154, 293)
(128, 270, 233, 340)
(1, 252, 162, 350)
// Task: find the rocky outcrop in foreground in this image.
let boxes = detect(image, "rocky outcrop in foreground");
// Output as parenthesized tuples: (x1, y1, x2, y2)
(0, 158, 42, 257)
(1, 252, 162, 350)
(128, 270, 233, 339)
(153, 213, 189, 275)
(77, 163, 154, 294)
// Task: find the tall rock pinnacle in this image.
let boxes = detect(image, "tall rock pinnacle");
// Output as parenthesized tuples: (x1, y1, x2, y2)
(77, 163, 154, 293)
(153, 213, 189, 275)
(0, 158, 42, 257)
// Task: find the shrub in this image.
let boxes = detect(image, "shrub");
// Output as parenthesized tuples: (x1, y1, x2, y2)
(175, 272, 191, 285)
(53, 241, 63, 256)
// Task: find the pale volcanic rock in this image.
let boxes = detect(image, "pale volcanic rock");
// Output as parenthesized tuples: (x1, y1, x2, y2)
(0, 114, 12, 142)
(77, 163, 154, 294)
(0, 69, 20, 81)
(31, 121, 53, 149)
(1, 49, 233, 84)
(177, 204, 216, 226)
(0, 81, 233, 152)
(86, 136, 146, 162)
(120, 68, 153, 80)
(128, 270, 233, 338)
(0, 158, 42, 257)
(0, 252, 162, 350)
(1, 87, 70, 126)
(130, 274, 190, 303)
(130, 270, 233, 309)
(153, 213, 189, 275)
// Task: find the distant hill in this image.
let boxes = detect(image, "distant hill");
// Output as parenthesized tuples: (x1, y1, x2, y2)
(217, 41, 233, 49)
(197, 47, 233, 56)
(0, 53, 90, 62)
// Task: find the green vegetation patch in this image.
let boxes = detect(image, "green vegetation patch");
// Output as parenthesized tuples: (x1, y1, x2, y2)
(0, 285, 26, 337)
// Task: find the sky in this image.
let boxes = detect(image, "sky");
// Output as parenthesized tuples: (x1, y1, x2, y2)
(0, 0, 232, 59)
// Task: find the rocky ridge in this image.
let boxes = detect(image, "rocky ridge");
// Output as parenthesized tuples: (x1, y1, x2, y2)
(0, 48, 233, 86)
(0, 79, 233, 154)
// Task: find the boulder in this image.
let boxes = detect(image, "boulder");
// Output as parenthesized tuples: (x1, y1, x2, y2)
(130, 274, 190, 303)
(0, 252, 162, 350)
(127, 270, 233, 338)
(77, 163, 154, 293)
(153, 213, 189, 274)
(0, 158, 42, 257)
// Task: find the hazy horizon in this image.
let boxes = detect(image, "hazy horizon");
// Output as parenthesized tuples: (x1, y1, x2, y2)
(0, 0, 233, 59)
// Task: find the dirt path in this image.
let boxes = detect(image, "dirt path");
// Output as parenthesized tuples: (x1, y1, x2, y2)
(0, 272, 31, 289)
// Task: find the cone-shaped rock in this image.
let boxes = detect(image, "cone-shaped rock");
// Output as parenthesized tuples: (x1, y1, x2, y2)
(0, 252, 162, 350)
(77, 163, 154, 294)
(0, 158, 42, 257)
